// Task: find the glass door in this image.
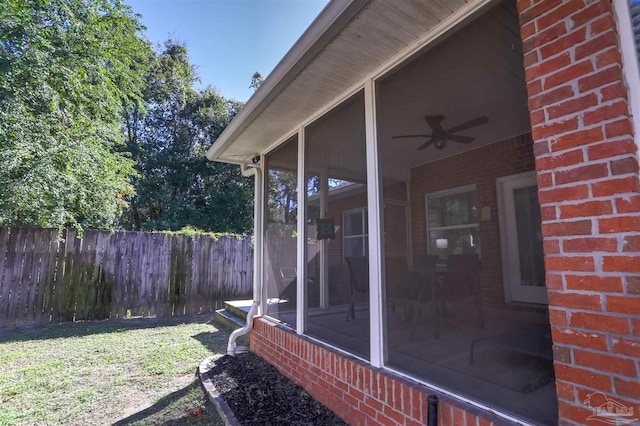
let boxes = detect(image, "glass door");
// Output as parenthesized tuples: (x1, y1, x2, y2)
(497, 171, 547, 304)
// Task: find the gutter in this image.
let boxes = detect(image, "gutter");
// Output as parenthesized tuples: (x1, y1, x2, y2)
(227, 161, 263, 356)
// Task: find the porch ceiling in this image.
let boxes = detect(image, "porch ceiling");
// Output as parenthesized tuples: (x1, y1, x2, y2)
(206, 0, 489, 165)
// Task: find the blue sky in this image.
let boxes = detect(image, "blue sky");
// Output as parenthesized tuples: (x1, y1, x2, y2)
(127, 0, 329, 102)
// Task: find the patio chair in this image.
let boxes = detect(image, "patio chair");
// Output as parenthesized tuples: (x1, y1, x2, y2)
(345, 256, 369, 321)
(409, 254, 440, 315)
(439, 254, 484, 334)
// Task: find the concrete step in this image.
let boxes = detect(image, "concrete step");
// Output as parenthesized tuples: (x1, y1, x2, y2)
(223, 299, 252, 321)
(214, 308, 246, 331)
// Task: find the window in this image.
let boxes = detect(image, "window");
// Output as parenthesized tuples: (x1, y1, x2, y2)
(426, 185, 479, 257)
(343, 207, 368, 260)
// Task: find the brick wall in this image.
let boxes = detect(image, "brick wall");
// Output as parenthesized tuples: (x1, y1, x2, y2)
(251, 317, 506, 426)
(410, 133, 536, 308)
(518, 0, 640, 424)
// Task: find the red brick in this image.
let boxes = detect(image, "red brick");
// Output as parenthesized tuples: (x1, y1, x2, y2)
(549, 308, 567, 326)
(601, 82, 627, 102)
(548, 290, 601, 309)
(529, 85, 574, 111)
(623, 235, 640, 252)
(551, 327, 608, 350)
(574, 349, 637, 377)
(382, 405, 405, 425)
(545, 60, 594, 90)
(530, 109, 546, 126)
(606, 295, 640, 314)
(591, 15, 616, 36)
(599, 215, 640, 233)
(633, 318, 640, 337)
(544, 239, 561, 253)
(583, 101, 628, 126)
(595, 47, 622, 69)
(554, 345, 572, 364)
(602, 256, 640, 273)
(571, 1, 610, 29)
(527, 77, 543, 96)
(610, 157, 639, 175)
(541, 205, 557, 220)
(612, 338, 640, 358)
(555, 164, 609, 185)
(562, 236, 617, 252)
(541, 220, 592, 236)
(554, 364, 613, 392)
(594, 177, 640, 197)
(521, 20, 536, 40)
(532, 117, 578, 140)
(525, 21, 567, 53)
(575, 31, 618, 61)
(606, 118, 634, 140)
(546, 273, 564, 289)
(555, 381, 575, 402)
(547, 94, 598, 120)
(551, 126, 604, 152)
(519, 0, 563, 25)
(579, 66, 623, 93)
(537, 172, 553, 188)
(566, 275, 623, 292)
(538, 185, 590, 204)
(527, 53, 571, 81)
(570, 311, 630, 334)
(587, 139, 637, 161)
(540, 27, 587, 59)
(560, 200, 613, 220)
(536, 149, 584, 170)
(536, 1, 582, 31)
(629, 276, 640, 294)
(615, 377, 640, 400)
(616, 196, 640, 213)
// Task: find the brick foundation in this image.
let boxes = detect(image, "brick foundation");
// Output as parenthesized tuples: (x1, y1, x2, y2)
(251, 317, 507, 426)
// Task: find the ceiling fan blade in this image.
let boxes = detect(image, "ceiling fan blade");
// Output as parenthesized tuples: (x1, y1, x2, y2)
(424, 115, 445, 131)
(417, 138, 434, 150)
(445, 116, 489, 134)
(392, 134, 431, 139)
(446, 134, 474, 144)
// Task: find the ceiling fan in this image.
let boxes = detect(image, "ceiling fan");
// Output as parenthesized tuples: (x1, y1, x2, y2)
(392, 115, 489, 150)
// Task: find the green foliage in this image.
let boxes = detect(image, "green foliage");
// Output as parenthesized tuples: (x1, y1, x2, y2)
(120, 41, 253, 234)
(250, 71, 263, 91)
(0, 0, 151, 231)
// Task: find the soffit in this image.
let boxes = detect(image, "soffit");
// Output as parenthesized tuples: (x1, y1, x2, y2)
(207, 0, 476, 164)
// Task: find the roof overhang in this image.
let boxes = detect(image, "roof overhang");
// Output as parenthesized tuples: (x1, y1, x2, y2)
(206, 0, 497, 165)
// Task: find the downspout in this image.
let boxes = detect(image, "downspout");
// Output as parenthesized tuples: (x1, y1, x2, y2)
(227, 160, 263, 356)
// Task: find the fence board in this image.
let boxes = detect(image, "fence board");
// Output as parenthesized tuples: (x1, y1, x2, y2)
(0, 228, 252, 327)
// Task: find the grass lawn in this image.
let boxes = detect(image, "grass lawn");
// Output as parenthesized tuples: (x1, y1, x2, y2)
(0, 315, 233, 425)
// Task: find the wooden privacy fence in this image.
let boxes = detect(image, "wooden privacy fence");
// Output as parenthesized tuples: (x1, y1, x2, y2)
(0, 228, 253, 328)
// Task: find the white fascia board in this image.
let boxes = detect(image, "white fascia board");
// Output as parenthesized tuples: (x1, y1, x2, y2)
(206, 0, 372, 162)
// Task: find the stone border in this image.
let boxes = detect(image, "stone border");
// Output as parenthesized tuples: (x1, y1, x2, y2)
(198, 355, 241, 426)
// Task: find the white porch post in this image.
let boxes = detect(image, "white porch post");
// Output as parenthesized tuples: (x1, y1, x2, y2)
(257, 157, 266, 317)
(296, 127, 307, 334)
(364, 79, 386, 368)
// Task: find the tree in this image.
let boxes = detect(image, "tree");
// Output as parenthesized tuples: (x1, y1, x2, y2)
(120, 41, 253, 233)
(0, 0, 151, 231)
(250, 71, 263, 92)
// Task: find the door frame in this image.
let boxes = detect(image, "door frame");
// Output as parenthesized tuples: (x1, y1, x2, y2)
(497, 171, 548, 304)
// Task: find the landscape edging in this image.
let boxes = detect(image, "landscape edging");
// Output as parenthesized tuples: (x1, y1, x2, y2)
(198, 355, 242, 426)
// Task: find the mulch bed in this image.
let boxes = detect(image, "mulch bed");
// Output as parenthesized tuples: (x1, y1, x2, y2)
(208, 353, 348, 425)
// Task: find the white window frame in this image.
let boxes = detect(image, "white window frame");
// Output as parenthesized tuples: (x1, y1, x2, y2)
(342, 207, 368, 261)
(424, 184, 480, 257)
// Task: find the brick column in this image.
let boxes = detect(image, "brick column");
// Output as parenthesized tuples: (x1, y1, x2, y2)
(518, 0, 640, 424)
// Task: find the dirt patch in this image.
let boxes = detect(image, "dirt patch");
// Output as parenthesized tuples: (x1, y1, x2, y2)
(208, 353, 347, 425)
